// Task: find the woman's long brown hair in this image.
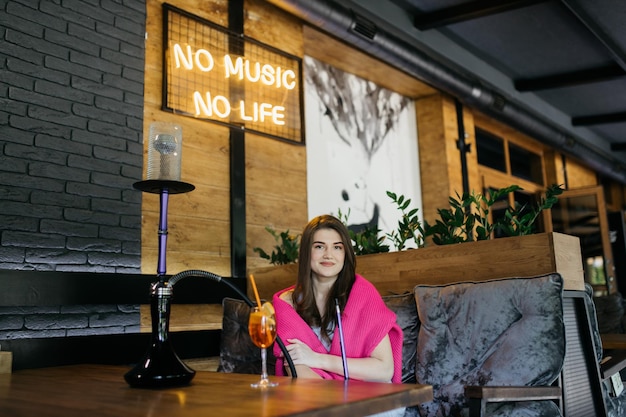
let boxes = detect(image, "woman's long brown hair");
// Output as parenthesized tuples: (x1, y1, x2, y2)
(292, 214, 356, 344)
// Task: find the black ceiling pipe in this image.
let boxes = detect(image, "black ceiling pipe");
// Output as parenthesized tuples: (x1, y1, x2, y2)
(267, 0, 626, 185)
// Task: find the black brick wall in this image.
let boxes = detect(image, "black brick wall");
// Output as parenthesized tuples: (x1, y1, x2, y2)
(0, 304, 140, 339)
(0, 0, 146, 273)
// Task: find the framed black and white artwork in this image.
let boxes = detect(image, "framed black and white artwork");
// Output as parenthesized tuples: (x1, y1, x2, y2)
(304, 56, 423, 248)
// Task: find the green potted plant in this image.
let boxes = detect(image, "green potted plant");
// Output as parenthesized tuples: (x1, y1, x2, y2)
(425, 184, 564, 244)
(386, 191, 425, 250)
(253, 226, 300, 265)
(250, 183, 583, 300)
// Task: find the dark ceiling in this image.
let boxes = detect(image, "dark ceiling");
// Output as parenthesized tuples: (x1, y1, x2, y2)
(269, 0, 626, 184)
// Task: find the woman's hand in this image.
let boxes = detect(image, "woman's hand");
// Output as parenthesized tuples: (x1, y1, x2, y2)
(286, 338, 320, 368)
(282, 338, 323, 378)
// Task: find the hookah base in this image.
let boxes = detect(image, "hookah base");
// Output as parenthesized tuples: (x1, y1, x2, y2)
(124, 344, 196, 389)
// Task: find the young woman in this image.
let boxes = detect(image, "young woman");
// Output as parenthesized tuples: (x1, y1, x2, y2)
(272, 214, 403, 385)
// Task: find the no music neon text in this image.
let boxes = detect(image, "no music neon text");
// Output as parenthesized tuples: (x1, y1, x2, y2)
(172, 44, 297, 126)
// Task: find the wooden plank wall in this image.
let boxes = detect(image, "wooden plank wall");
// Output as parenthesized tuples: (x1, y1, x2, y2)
(142, 0, 309, 277)
(141, 0, 439, 277)
(415, 94, 482, 225)
(143, 0, 232, 276)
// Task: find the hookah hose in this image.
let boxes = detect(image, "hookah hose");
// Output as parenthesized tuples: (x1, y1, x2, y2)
(168, 269, 297, 378)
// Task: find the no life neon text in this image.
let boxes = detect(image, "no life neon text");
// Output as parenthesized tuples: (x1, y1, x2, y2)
(172, 44, 297, 126)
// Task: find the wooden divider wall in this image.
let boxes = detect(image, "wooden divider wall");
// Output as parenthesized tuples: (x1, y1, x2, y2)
(142, 0, 309, 276)
(142, 0, 442, 277)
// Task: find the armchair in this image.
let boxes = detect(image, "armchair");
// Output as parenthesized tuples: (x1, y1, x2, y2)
(412, 273, 565, 417)
(567, 285, 626, 417)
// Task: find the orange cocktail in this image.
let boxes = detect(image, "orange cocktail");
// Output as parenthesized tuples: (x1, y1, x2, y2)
(248, 309, 277, 349)
(248, 302, 278, 388)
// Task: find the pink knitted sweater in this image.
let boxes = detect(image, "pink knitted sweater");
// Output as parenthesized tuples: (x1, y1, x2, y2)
(272, 274, 403, 383)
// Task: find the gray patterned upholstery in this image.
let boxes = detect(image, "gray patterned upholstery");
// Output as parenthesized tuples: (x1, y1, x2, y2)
(382, 292, 420, 384)
(413, 274, 565, 417)
(584, 285, 626, 417)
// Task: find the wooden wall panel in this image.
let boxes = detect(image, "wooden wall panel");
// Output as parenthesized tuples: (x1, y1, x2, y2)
(141, 0, 463, 276)
(564, 156, 598, 188)
(544, 150, 565, 187)
(242, 0, 307, 273)
(245, 0, 303, 56)
(303, 26, 436, 99)
(142, 210, 230, 253)
(415, 94, 469, 225)
(415, 95, 449, 224)
(143, 0, 309, 276)
(245, 131, 308, 272)
(143, 0, 232, 275)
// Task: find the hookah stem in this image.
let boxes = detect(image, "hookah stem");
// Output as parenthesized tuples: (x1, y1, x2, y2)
(156, 188, 170, 343)
(157, 187, 170, 279)
(335, 298, 349, 380)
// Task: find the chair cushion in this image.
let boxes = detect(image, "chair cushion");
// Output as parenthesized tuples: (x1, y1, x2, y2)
(382, 292, 419, 384)
(217, 297, 276, 375)
(414, 273, 565, 417)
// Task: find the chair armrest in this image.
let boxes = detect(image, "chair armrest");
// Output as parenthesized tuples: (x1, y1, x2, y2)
(465, 386, 562, 417)
(600, 350, 626, 381)
(601, 333, 626, 350)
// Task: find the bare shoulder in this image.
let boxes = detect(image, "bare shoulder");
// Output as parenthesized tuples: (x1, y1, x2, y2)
(279, 289, 295, 307)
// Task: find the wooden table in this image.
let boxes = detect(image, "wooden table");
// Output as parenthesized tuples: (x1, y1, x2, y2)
(0, 365, 433, 416)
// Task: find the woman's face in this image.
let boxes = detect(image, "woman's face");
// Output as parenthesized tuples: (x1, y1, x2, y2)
(309, 228, 345, 281)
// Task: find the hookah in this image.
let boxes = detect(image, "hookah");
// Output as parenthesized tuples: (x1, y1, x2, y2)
(125, 122, 294, 388)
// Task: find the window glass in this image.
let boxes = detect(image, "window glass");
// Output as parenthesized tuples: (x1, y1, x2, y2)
(509, 143, 543, 184)
(476, 128, 506, 173)
(586, 256, 606, 288)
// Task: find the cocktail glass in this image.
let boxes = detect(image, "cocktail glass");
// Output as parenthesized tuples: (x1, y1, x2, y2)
(248, 302, 278, 388)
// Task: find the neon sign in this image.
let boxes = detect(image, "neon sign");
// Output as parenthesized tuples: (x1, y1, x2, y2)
(163, 4, 303, 143)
